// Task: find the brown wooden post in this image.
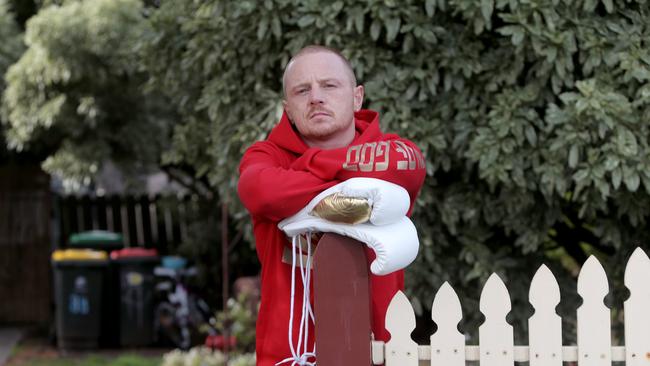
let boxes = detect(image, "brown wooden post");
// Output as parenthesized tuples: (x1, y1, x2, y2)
(314, 233, 372, 365)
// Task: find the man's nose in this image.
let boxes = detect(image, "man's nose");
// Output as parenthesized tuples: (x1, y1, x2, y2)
(309, 87, 324, 104)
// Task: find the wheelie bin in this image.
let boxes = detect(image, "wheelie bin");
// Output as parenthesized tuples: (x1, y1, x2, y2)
(67, 230, 124, 346)
(52, 249, 108, 349)
(110, 248, 159, 347)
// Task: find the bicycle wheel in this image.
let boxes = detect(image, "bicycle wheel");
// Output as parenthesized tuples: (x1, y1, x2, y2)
(154, 302, 187, 349)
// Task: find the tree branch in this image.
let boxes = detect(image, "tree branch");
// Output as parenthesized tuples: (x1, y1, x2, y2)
(162, 165, 214, 199)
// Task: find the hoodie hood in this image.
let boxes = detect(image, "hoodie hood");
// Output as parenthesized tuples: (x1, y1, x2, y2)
(268, 109, 382, 154)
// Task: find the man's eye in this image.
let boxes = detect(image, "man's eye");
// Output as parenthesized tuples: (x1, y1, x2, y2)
(324, 83, 336, 88)
(297, 89, 308, 94)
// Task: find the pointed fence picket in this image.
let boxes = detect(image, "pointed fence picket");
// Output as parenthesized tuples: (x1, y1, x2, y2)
(385, 291, 419, 365)
(624, 248, 650, 365)
(373, 247, 650, 365)
(528, 264, 562, 366)
(577, 256, 611, 366)
(430, 282, 464, 366)
(479, 273, 514, 366)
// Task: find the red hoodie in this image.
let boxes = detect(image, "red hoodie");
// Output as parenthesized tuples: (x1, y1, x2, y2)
(238, 109, 425, 365)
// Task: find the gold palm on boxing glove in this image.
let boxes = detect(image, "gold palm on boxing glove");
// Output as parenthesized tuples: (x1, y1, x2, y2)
(309, 192, 371, 225)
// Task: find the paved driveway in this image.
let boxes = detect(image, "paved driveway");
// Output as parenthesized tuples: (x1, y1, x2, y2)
(0, 328, 23, 366)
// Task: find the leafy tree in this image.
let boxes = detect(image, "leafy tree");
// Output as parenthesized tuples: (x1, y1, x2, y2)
(1, 0, 172, 189)
(5, 0, 36, 28)
(0, 0, 26, 161)
(0, 1, 23, 79)
(1, 0, 257, 308)
(4, 0, 650, 342)
(142, 0, 650, 342)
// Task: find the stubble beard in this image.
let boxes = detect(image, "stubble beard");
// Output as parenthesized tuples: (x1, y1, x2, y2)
(302, 117, 347, 140)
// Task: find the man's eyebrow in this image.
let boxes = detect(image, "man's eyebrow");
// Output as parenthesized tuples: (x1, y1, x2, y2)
(290, 82, 311, 92)
(289, 77, 344, 92)
(319, 78, 343, 84)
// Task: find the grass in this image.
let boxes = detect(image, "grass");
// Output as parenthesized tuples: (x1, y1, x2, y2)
(15, 354, 161, 366)
(4, 328, 166, 366)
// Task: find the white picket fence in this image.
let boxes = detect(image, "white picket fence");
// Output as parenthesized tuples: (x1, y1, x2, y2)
(371, 247, 650, 365)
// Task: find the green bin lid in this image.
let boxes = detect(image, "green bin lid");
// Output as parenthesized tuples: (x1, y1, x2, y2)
(69, 230, 123, 247)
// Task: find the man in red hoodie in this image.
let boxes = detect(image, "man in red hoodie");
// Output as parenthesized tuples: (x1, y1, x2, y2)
(238, 45, 426, 365)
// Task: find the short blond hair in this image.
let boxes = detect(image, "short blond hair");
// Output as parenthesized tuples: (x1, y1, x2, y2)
(282, 45, 357, 96)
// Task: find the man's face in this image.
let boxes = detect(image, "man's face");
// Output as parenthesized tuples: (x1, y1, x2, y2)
(282, 51, 364, 147)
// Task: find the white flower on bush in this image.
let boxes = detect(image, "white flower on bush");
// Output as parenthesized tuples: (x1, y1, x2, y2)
(229, 353, 256, 366)
(161, 349, 185, 366)
(161, 346, 253, 366)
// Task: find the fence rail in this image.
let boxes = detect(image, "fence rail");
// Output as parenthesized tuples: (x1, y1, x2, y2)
(371, 344, 630, 363)
(55, 194, 191, 250)
(372, 247, 650, 365)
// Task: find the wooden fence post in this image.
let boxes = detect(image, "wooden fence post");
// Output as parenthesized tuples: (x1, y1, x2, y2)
(314, 233, 372, 366)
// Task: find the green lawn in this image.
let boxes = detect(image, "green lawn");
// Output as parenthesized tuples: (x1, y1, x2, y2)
(12, 354, 160, 366)
(5, 330, 165, 366)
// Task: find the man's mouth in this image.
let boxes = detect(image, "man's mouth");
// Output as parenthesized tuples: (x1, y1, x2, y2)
(310, 111, 330, 119)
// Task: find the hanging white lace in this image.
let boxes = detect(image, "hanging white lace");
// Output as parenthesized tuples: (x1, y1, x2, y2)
(276, 233, 317, 366)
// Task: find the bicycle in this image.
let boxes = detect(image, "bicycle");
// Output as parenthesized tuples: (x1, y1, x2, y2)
(153, 257, 216, 350)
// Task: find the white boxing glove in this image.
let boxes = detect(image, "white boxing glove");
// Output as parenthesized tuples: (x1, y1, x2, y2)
(279, 178, 419, 275)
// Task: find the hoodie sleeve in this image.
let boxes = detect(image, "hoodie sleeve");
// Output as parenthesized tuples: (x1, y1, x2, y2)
(238, 141, 339, 222)
(290, 136, 426, 210)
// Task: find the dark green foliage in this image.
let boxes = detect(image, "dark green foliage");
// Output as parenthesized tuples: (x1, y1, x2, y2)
(0, 0, 28, 161)
(4, 0, 650, 342)
(5, 0, 36, 28)
(0, 1, 23, 80)
(141, 0, 650, 342)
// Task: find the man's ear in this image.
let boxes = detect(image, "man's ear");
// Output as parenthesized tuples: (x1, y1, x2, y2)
(282, 100, 293, 124)
(353, 85, 364, 111)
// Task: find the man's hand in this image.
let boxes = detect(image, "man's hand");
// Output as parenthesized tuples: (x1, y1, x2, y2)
(309, 192, 371, 225)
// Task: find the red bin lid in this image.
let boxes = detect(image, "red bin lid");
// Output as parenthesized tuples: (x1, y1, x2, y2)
(110, 247, 158, 260)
